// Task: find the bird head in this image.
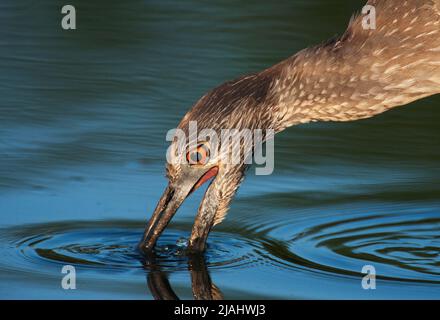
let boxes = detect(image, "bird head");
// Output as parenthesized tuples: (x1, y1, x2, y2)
(139, 70, 277, 253)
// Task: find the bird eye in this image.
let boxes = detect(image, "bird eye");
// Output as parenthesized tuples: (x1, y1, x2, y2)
(186, 143, 210, 165)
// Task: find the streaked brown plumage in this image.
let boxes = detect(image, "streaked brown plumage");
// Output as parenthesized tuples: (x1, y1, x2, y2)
(139, 0, 440, 253)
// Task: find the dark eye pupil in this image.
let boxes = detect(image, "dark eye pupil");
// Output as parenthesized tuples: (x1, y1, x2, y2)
(190, 152, 202, 163)
(187, 144, 210, 164)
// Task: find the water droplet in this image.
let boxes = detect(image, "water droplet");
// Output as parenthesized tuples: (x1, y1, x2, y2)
(176, 237, 188, 248)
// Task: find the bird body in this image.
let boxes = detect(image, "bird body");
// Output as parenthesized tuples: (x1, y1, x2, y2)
(140, 0, 440, 253)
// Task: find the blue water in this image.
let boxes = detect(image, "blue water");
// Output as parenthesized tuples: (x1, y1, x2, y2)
(0, 0, 439, 299)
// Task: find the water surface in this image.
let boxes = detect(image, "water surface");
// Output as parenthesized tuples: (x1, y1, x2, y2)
(0, 0, 439, 299)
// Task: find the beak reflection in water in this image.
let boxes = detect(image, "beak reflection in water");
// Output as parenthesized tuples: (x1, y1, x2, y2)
(143, 251, 223, 300)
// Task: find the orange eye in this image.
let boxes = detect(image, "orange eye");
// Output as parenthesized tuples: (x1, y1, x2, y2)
(186, 144, 210, 165)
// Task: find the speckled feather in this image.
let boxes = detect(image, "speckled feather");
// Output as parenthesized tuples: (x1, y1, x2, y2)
(275, 0, 440, 130)
(169, 0, 440, 226)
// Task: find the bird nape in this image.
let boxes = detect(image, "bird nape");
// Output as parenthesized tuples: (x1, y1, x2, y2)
(139, 0, 440, 253)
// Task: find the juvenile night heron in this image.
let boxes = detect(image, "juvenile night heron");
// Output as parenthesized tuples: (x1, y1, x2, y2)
(139, 0, 440, 253)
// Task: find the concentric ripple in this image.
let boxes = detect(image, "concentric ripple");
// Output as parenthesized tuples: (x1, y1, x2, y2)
(0, 211, 439, 287)
(262, 210, 440, 283)
(0, 221, 261, 275)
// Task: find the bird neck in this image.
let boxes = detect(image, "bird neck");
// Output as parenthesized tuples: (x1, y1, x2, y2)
(267, 1, 440, 133)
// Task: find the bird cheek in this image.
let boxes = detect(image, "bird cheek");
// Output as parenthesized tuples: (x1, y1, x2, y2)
(188, 180, 220, 252)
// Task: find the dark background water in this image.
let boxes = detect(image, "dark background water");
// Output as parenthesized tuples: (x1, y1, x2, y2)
(0, 0, 439, 299)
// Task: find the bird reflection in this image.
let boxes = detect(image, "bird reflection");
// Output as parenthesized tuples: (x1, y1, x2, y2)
(141, 252, 223, 300)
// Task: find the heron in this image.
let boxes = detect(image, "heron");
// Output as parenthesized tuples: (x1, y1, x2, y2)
(139, 0, 440, 253)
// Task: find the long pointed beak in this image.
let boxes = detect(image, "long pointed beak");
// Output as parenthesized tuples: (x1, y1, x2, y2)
(138, 184, 186, 252)
(138, 166, 219, 253)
